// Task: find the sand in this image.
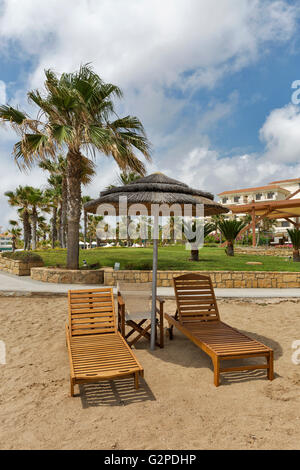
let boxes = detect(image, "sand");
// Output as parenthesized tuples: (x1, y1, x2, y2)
(0, 295, 300, 450)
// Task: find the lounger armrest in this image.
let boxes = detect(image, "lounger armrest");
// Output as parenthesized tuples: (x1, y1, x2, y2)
(117, 293, 125, 306)
(156, 297, 164, 316)
(65, 323, 75, 378)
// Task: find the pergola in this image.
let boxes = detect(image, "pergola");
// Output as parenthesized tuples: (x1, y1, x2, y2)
(228, 197, 300, 246)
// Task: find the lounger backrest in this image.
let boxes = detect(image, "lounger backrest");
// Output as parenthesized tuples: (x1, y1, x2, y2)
(68, 288, 116, 336)
(173, 273, 220, 323)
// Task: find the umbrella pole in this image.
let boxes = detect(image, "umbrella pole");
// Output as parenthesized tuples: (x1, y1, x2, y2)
(151, 214, 159, 350)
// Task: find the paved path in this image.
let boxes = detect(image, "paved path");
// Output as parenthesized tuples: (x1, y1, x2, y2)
(1, 271, 300, 298)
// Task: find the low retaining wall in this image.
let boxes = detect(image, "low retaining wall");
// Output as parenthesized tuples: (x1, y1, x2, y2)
(31, 267, 104, 284)
(28, 265, 300, 288)
(235, 246, 292, 257)
(103, 268, 300, 288)
(0, 256, 44, 275)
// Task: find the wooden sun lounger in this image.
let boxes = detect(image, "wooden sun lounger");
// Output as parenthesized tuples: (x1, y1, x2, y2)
(65, 288, 144, 396)
(165, 274, 274, 386)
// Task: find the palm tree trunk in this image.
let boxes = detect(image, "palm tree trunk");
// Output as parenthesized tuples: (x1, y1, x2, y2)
(83, 211, 87, 249)
(23, 210, 31, 250)
(226, 241, 234, 256)
(58, 205, 62, 247)
(67, 150, 82, 269)
(28, 223, 32, 251)
(22, 214, 27, 250)
(127, 216, 131, 246)
(293, 249, 300, 261)
(12, 235, 16, 253)
(51, 207, 57, 249)
(31, 209, 37, 250)
(190, 249, 199, 261)
(61, 176, 68, 248)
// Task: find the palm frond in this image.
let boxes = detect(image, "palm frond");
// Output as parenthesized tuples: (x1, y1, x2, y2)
(13, 133, 55, 169)
(0, 105, 26, 124)
(218, 219, 246, 242)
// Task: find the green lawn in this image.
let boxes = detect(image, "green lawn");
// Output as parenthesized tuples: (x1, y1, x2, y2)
(33, 245, 300, 272)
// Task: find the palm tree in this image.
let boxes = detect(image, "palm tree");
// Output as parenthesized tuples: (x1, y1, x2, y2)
(39, 155, 67, 248)
(106, 170, 143, 245)
(107, 170, 141, 189)
(39, 154, 95, 248)
(87, 215, 104, 247)
(36, 216, 49, 245)
(0, 64, 151, 269)
(218, 219, 246, 256)
(8, 220, 21, 252)
(210, 214, 225, 243)
(44, 186, 61, 249)
(5, 186, 32, 250)
(184, 221, 215, 261)
(26, 187, 49, 250)
(287, 228, 300, 261)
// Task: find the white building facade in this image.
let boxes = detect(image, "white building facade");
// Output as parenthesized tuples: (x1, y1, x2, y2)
(218, 178, 300, 235)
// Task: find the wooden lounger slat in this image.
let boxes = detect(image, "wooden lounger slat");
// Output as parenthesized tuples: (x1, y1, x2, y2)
(71, 306, 113, 312)
(71, 322, 114, 329)
(70, 297, 112, 303)
(66, 288, 144, 396)
(165, 273, 274, 386)
(71, 328, 117, 336)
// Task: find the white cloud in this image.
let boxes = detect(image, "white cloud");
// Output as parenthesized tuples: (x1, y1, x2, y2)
(260, 104, 300, 163)
(165, 144, 300, 197)
(163, 100, 300, 195)
(0, 0, 297, 93)
(0, 0, 299, 226)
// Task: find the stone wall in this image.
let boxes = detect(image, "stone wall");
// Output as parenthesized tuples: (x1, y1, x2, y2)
(103, 268, 300, 288)
(235, 246, 292, 257)
(0, 255, 44, 275)
(31, 267, 104, 284)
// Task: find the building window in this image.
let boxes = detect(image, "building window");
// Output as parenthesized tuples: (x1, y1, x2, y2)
(222, 197, 228, 204)
(233, 196, 240, 203)
(255, 193, 262, 201)
(267, 192, 274, 199)
(281, 221, 290, 227)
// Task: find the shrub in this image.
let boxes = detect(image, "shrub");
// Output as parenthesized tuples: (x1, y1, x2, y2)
(1, 251, 44, 263)
(204, 234, 221, 243)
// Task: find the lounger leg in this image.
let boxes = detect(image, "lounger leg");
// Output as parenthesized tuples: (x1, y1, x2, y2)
(134, 372, 139, 390)
(213, 357, 220, 387)
(70, 377, 75, 397)
(267, 351, 274, 381)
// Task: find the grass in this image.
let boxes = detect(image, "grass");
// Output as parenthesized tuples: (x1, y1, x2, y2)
(32, 245, 300, 272)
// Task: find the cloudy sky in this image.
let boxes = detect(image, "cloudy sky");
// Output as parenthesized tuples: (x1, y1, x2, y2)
(1, 0, 300, 228)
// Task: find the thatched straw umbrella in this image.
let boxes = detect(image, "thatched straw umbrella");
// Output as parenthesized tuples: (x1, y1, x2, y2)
(85, 172, 229, 350)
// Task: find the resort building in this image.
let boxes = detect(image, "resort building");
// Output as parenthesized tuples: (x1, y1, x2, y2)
(217, 178, 300, 236)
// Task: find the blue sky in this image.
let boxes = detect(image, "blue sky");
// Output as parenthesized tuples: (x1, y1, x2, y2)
(1, 0, 300, 228)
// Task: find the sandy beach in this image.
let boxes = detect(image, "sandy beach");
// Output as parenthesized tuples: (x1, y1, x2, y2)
(0, 295, 299, 450)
